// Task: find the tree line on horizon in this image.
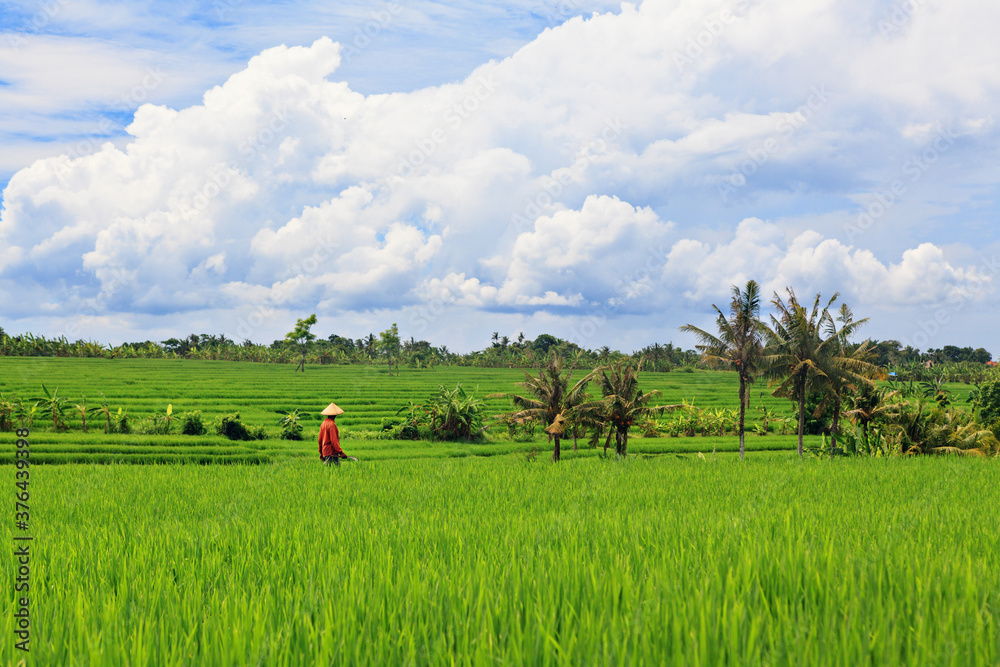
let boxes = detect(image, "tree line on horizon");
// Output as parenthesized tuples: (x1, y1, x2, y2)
(0, 319, 991, 377)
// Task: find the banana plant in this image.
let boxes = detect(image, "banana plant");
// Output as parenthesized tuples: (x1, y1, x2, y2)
(0, 392, 18, 431)
(71, 395, 102, 432)
(31, 384, 69, 431)
(276, 409, 304, 440)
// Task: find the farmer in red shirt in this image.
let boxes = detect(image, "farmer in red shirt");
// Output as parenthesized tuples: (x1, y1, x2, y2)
(318, 403, 355, 464)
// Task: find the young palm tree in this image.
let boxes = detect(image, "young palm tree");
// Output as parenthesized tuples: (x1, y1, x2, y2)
(596, 361, 678, 457)
(680, 280, 765, 459)
(488, 352, 601, 461)
(843, 384, 901, 448)
(762, 289, 839, 457)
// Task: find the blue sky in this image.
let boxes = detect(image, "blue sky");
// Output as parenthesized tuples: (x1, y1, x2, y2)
(1, 0, 999, 354)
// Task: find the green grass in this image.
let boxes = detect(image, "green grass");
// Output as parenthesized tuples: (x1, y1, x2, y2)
(2, 456, 998, 665)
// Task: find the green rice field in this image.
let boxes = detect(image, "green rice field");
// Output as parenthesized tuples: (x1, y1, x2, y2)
(2, 358, 996, 665)
(3, 456, 999, 665)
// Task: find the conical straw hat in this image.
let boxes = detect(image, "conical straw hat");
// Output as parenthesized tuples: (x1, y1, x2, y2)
(321, 403, 345, 416)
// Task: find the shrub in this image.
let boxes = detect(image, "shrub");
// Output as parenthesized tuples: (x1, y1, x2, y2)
(216, 413, 251, 441)
(216, 412, 267, 441)
(381, 417, 419, 440)
(977, 380, 1000, 426)
(181, 411, 207, 436)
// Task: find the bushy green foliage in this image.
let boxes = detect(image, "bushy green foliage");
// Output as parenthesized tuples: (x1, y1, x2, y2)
(110, 407, 131, 434)
(977, 380, 1000, 429)
(138, 404, 175, 435)
(0, 392, 17, 432)
(419, 384, 485, 441)
(215, 412, 266, 441)
(276, 409, 304, 440)
(181, 411, 207, 436)
(380, 417, 419, 440)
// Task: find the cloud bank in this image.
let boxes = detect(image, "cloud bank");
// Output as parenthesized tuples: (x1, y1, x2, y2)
(1, 0, 998, 351)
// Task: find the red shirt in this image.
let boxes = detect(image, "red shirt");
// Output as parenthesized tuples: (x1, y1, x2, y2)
(318, 419, 345, 457)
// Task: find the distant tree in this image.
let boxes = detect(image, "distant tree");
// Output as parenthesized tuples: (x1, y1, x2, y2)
(327, 334, 356, 353)
(403, 337, 435, 367)
(285, 314, 317, 372)
(363, 333, 377, 361)
(378, 323, 402, 376)
(530, 334, 562, 355)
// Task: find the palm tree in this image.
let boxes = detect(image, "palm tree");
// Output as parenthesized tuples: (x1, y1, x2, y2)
(680, 280, 765, 459)
(843, 384, 901, 449)
(487, 352, 602, 461)
(596, 361, 678, 457)
(363, 333, 377, 361)
(814, 304, 885, 453)
(762, 288, 839, 457)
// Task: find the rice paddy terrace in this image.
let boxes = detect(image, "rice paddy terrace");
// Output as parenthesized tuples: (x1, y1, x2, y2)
(0, 357, 870, 464)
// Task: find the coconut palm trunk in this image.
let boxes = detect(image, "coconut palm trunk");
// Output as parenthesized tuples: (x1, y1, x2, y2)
(831, 398, 841, 453)
(796, 379, 806, 457)
(552, 434, 561, 462)
(738, 375, 747, 459)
